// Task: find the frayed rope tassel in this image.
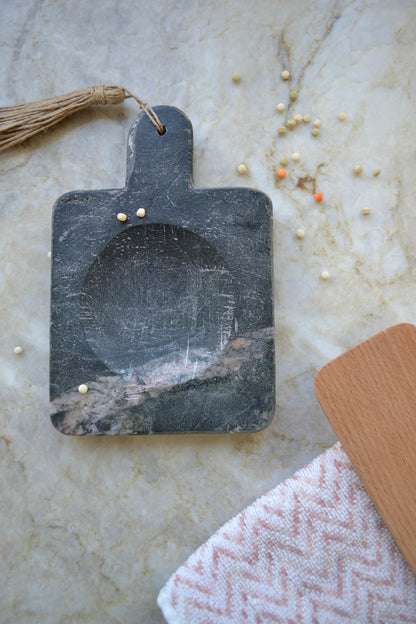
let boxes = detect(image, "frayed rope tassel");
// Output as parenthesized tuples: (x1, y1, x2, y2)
(0, 85, 164, 153)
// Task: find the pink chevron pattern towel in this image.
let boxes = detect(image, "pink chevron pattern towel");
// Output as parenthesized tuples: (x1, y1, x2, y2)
(158, 443, 416, 623)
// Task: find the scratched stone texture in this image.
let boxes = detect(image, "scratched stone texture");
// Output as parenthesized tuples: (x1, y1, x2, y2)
(50, 106, 274, 435)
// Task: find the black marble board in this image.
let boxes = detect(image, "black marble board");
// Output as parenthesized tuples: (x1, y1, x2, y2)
(50, 106, 275, 434)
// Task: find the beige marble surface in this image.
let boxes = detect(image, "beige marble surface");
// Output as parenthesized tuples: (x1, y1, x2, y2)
(1, 0, 416, 622)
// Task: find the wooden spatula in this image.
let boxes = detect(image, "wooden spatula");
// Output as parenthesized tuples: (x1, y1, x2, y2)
(314, 323, 416, 576)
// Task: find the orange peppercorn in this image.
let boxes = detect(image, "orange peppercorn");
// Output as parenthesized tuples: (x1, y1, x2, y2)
(314, 192, 323, 202)
(277, 169, 287, 179)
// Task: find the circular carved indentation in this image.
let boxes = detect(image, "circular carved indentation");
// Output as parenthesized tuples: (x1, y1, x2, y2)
(80, 223, 235, 384)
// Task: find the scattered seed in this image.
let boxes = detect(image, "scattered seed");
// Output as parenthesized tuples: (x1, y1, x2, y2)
(276, 103, 285, 113)
(294, 114, 302, 123)
(373, 168, 381, 177)
(117, 213, 127, 222)
(287, 119, 296, 130)
(311, 128, 320, 137)
(313, 119, 322, 128)
(277, 169, 287, 179)
(303, 114, 311, 123)
(232, 73, 241, 83)
(314, 192, 323, 202)
(78, 384, 89, 395)
(296, 229, 305, 239)
(237, 163, 248, 175)
(321, 270, 330, 281)
(353, 165, 363, 175)
(14, 346, 23, 355)
(278, 126, 287, 136)
(289, 90, 298, 101)
(279, 156, 288, 166)
(281, 70, 290, 80)
(361, 207, 371, 215)
(338, 112, 347, 121)
(292, 152, 300, 162)
(136, 208, 146, 218)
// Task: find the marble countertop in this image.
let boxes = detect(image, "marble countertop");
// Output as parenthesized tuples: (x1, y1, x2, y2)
(1, 1, 416, 622)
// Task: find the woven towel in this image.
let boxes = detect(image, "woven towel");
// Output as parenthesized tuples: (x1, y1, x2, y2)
(158, 443, 416, 623)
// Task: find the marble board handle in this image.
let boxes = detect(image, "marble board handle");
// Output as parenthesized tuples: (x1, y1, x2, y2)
(314, 323, 416, 576)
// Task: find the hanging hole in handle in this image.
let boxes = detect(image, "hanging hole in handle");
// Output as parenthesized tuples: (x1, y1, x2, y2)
(157, 125, 167, 135)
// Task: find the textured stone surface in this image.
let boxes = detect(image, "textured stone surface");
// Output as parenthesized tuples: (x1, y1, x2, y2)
(2, 1, 416, 622)
(50, 106, 274, 434)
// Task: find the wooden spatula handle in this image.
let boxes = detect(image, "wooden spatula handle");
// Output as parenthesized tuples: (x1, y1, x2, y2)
(315, 323, 416, 576)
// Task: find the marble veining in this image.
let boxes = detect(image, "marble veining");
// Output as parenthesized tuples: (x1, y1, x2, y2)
(1, 0, 416, 622)
(51, 327, 274, 435)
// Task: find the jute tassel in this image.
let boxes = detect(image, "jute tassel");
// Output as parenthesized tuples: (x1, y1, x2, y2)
(0, 85, 164, 153)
